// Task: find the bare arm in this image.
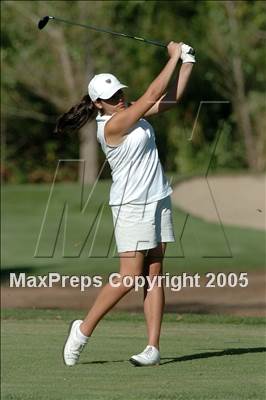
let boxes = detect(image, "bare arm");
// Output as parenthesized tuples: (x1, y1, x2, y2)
(144, 62, 194, 117)
(105, 42, 182, 142)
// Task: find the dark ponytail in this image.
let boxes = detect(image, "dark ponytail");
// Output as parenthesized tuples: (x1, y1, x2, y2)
(54, 95, 98, 134)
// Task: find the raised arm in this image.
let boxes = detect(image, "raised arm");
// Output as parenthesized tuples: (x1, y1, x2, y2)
(144, 62, 194, 118)
(105, 42, 182, 142)
(144, 44, 195, 117)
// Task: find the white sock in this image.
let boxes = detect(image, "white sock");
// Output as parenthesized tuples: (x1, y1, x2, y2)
(76, 323, 89, 343)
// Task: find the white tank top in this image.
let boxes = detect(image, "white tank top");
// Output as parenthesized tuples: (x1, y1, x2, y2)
(96, 112, 173, 205)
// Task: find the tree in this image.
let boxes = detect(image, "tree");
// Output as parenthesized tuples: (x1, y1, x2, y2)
(2, 0, 264, 183)
(192, 0, 266, 170)
(2, 0, 101, 183)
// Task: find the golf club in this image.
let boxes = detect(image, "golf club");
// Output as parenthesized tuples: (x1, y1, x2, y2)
(38, 15, 195, 54)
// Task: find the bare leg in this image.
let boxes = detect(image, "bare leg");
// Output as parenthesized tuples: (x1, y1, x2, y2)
(80, 250, 145, 337)
(143, 243, 166, 350)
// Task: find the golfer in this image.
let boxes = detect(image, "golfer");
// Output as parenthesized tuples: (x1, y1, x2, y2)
(57, 41, 195, 366)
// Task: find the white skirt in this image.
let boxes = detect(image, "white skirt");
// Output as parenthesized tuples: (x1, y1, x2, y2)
(111, 195, 175, 253)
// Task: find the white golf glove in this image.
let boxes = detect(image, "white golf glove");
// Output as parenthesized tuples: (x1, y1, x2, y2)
(181, 43, 196, 63)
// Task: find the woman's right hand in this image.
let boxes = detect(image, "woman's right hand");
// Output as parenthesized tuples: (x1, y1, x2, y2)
(167, 41, 183, 60)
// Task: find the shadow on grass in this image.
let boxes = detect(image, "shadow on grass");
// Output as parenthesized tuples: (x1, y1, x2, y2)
(80, 359, 127, 365)
(80, 347, 266, 366)
(160, 347, 266, 365)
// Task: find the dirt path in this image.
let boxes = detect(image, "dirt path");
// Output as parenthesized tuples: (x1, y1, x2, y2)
(172, 174, 265, 230)
(2, 270, 265, 317)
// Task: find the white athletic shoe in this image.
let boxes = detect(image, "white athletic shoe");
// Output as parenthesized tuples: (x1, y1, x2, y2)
(63, 320, 88, 366)
(129, 345, 160, 366)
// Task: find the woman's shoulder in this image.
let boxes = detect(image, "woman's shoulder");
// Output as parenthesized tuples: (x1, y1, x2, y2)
(96, 113, 112, 123)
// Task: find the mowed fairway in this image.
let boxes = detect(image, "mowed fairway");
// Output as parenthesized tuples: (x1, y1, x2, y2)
(1, 310, 266, 400)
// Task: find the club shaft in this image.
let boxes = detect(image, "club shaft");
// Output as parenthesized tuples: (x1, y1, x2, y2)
(49, 16, 166, 48)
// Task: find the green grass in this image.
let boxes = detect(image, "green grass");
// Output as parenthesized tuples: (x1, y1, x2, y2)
(1, 309, 266, 400)
(1, 182, 265, 279)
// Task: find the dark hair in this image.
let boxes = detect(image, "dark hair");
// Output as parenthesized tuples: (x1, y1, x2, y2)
(54, 95, 98, 134)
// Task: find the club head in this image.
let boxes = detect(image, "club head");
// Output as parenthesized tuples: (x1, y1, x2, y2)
(38, 16, 51, 30)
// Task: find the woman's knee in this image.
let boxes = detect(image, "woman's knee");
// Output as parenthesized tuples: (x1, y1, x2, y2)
(144, 257, 163, 277)
(144, 243, 166, 278)
(116, 250, 145, 291)
(111, 273, 141, 292)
